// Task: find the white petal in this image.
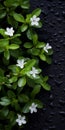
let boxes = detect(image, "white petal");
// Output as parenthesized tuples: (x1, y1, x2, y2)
(33, 73, 36, 78)
(30, 110, 33, 114)
(35, 22, 39, 26)
(46, 43, 52, 49)
(18, 121, 23, 126)
(5, 27, 14, 36)
(22, 120, 26, 124)
(36, 17, 40, 21)
(44, 47, 48, 53)
(30, 15, 40, 26)
(31, 22, 35, 26)
(6, 27, 9, 31)
(34, 108, 37, 113)
(29, 103, 37, 113)
(16, 119, 19, 123)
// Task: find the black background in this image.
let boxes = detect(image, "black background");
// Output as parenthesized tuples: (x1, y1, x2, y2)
(23, 0, 65, 130)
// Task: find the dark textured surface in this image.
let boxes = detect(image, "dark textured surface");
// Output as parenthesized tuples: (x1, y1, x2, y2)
(23, 0, 65, 130)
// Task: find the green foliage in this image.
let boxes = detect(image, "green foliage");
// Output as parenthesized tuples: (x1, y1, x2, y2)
(0, 97, 11, 106)
(31, 8, 41, 16)
(13, 12, 25, 23)
(0, 0, 53, 129)
(18, 77, 26, 87)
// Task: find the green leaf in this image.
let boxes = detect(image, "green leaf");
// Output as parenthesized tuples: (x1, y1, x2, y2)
(26, 14, 31, 23)
(43, 76, 49, 82)
(0, 48, 4, 52)
(22, 102, 32, 113)
(4, 50, 10, 60)
(31, 85, 41, 97)
(18, 94, 29, 103)
(25, 59, 36, 69)
(0, 39, 9, 48)
(36, 42, 45, 48)
(27, 29, 34, 40)
(0, 10, 6, 19)
(9, 65, 20, 75)
(1, 108, 9, 117)
(18, 77, 26, 87)
(24, 42, 33, 48)
(9, 44, 19, 50)
(0, 4, 5, 10)
(32, 33, 38, 45)
(38, 21, 42, 28)
(27, 30, 38, 41)
(27, 78, 36, 88)
(7, 16, 18, 29)
(0, 85, 2, 91)
(7, 111, 16, 126)
(11, 34, 21, 39)
(21, 0, 30, 9)
(0, 97, 11, 106)
(4, 0, 19, 7)
(29, 48, 40, 56)
(12, 82, 17, 90)
(0, 69, 4, 76)
(34, 99, 43, 108)
(0, 76, 5, 83)
(41, 83, 51, 91)
(10, 38, 21, 45)
(32, 8, 41, 16)
(9, 76, 17, 83)
(7, 90, 16, 98)
(20, 59, 36, 76)
(0, 29, 5, 36)
(21, 24, 28, 32)
(39, 54, 46, 61)
(46, 57, 52, 64)
(47, 49, 53, 55)
(13, 12, 24, 23)
(10, 49, 22, 58)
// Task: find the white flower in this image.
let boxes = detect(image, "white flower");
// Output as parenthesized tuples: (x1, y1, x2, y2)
(43, 43, 52, 53)
(16, 59, 26, 69)
(29, 103, 38, 114)
(30, 15, 40, 26)
(5, 27, 14, 36)
(29, 67, 39, 78)
(16, 114, 26, 126)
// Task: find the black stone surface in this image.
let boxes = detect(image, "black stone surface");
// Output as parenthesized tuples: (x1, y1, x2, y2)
(23, 0, 65, 130)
